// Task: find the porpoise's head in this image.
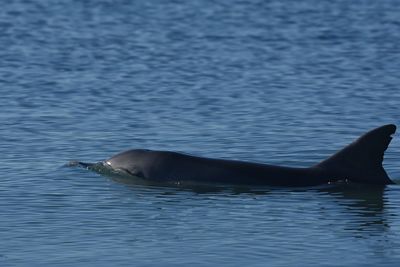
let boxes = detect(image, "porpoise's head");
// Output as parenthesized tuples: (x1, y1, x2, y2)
(103, 149, 154, 178)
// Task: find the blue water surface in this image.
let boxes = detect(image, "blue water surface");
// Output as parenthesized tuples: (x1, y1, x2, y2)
(1, 0, 400, 266)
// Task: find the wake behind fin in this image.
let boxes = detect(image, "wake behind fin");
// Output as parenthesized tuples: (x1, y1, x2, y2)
(316, 124, 396, 185)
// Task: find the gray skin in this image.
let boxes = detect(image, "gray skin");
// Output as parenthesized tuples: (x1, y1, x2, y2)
(89, 124, 396, 186)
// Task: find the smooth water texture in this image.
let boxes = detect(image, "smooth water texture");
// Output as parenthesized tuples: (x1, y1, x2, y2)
(1, 0, 400, 266)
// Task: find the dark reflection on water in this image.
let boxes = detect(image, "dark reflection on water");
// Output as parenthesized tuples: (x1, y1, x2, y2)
(319, 184, 390, 237)
(109, 170, 393, 239)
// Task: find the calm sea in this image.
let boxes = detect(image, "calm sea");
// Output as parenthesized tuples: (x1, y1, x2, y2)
(1, 0, 400, 266)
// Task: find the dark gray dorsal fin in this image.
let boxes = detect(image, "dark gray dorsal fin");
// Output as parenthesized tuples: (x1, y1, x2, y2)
(316, 124, 396, 184)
